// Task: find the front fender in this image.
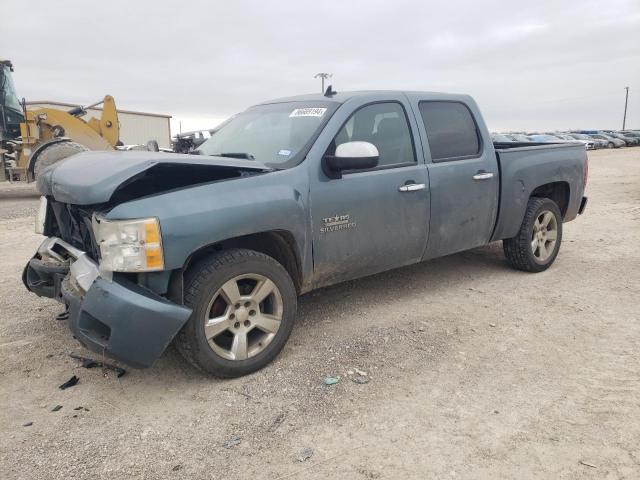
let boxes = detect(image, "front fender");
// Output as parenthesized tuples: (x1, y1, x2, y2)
(105, 168, 310, 273)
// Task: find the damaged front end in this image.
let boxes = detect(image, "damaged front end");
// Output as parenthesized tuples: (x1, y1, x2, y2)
(37, 150, 271, 205)
(23, 235, 192, 368)
(24, 151, 274, 367)
(23, 237, 95, 301)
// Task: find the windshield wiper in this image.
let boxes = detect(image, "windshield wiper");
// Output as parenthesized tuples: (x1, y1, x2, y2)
(209, 152, 255, 160)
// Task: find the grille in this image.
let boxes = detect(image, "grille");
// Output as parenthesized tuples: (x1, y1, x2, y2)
(46, 200, 100, 260)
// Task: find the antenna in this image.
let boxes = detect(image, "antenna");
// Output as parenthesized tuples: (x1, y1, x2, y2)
(324, 85, 337, 97)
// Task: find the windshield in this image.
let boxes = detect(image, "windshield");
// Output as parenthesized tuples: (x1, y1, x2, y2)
(0, 65, 22, 112)
(197, 101, 337, 168)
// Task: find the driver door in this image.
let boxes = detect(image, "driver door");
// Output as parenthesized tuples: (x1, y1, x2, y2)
(309, 99, 429, 287)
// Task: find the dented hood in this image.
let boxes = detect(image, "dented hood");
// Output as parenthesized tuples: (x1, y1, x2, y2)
(37, 150, 271, 205)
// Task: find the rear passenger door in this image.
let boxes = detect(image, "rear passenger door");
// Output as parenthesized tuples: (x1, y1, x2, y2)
(409, 97, 499, 259)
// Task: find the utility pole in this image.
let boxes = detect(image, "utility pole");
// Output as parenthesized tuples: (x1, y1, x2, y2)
(622, 86, 629, 130)
(314, 73, 332, 93)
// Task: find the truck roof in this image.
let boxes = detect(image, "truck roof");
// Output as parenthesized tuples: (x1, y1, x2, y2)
(258, 90, 469, 105)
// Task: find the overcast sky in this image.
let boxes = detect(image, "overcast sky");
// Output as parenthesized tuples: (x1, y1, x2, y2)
(6, 0, 640, 133)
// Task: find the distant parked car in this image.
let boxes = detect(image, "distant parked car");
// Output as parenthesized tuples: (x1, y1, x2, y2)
(622, 131, 640, 139)
(554, 134, 595, 150)
(491, 133, 515, 143)
(527, 134, 569, 143)
(605, 132, 639, 146)
(117, 142, 168, 152)
(172, 129, 216, 153)
(505, 133, 533, 142)
(587, 134, 624, 149)
(568, 133, 605, 149)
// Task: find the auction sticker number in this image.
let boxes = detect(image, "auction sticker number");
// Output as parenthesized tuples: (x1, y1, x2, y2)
(289, 108, 327, 118)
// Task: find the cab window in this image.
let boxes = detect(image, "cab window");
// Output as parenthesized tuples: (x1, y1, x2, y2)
(419, 101, 481, 161)
(333, 102, 415, 168)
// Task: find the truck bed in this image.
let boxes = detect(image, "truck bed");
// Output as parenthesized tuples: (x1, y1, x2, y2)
(490, 142, 587, 242)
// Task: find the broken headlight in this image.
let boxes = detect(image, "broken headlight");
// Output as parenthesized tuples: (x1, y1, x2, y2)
(93, 217, 164, 272)
(35, 196, 47, 235)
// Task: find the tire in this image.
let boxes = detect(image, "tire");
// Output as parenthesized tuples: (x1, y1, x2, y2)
(503, 197, 563, 273)
(607, 142, 614, 149)
(33, 141, 89, 178)
(175, 248, 297, 377)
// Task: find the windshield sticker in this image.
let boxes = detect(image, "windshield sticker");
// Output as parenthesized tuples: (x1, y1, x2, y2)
(278, 149, 292, 156)
(289, 107, 327, 118)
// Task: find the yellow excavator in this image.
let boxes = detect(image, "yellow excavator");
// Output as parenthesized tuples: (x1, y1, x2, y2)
(1, 59, 120, 181)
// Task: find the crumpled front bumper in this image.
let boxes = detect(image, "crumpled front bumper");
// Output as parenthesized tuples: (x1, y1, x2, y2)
(23, 237, 192, 368)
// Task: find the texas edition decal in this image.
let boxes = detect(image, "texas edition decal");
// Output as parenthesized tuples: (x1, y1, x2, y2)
(320, 214, 357, 233)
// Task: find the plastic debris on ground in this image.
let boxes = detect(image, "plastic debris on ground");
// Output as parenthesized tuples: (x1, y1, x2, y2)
(222, 436, 241, 449)
(269, 413, 286, 432)
(59, 375, 79, 390)
(324, 377, 339, 385)
(69, 353, 126, 378)
(297, 447, 314, 462)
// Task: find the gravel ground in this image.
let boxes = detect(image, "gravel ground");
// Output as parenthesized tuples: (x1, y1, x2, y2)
(1, 148, 639, 479)
(0, 183, 39, 221)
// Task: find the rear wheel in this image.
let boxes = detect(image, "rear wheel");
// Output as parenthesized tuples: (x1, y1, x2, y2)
(503, 197, 563, 272)
(32, 141, 89, 178)
(607, 142, 614, 149)
(175, 248, 297, 377)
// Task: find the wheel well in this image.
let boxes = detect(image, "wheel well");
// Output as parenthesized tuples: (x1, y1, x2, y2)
(530, 181, 570, 218)
(183, 231, 302, 294)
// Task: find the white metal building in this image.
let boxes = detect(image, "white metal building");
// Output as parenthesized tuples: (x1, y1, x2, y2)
(25, 101, 172, 149)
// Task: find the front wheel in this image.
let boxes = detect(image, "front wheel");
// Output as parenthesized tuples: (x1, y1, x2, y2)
(503, 197, 563, 272)
(175, 249, 297, 377)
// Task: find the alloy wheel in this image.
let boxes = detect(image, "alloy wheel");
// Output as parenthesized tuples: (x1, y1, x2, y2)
(203, 274, 283, 360)
(531, 210, 558, 262)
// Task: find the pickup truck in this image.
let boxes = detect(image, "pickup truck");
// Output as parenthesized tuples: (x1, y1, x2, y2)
(23, 90, 588, 377)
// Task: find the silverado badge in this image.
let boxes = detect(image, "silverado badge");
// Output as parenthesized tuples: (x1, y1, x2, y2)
(320, 214, 357, 233)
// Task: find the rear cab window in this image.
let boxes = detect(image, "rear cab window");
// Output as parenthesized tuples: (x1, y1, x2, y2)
(418, 101, 482, 162)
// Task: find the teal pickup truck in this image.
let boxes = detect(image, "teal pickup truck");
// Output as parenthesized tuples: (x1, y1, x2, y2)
(24, 90, 588, 377)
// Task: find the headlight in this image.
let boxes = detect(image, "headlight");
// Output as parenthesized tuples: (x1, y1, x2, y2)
(35, 196, 47, 235)
(93, 217, 164, 272)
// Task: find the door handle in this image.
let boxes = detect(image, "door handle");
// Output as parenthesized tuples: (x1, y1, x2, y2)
(399, 183, 426, 192)
(473, 172, 494, 180)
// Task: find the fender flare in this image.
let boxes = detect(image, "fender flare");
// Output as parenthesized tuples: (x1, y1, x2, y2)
(26, 137, 73, 179)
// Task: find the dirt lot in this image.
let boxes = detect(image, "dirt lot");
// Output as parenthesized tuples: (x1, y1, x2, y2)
(1, 148, 639, 479)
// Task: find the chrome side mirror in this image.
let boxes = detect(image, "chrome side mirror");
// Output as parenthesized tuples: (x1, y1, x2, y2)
(324, 141, 379, 179)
